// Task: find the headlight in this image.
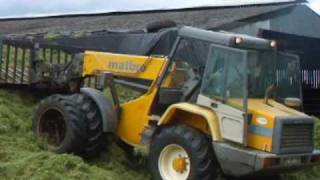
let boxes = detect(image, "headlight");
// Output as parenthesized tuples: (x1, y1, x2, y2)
(235, 37, 243, 44)
(270, 40, 277, 48)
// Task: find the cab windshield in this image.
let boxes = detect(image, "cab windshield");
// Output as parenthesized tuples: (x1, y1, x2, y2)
(248, 51, 302, 103)
(201, 45, 302, 111)
(247, 51, 275, 98)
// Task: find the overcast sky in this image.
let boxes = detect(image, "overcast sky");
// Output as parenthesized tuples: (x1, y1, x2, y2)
(0, 0, 318, 18)
(309, 0, 320, 12)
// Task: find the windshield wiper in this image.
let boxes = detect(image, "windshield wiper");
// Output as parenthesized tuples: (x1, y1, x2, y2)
(264, 83, 277, 105)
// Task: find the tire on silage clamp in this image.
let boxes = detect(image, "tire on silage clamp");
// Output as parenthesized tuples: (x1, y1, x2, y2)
(32, 95, 87, 154)
(146, 20, 177, 32)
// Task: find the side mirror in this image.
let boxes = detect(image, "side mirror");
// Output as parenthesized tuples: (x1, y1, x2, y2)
(284, 97, 302, 108)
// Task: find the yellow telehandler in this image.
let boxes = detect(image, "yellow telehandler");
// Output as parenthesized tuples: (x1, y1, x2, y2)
(30, 26, 320, 179)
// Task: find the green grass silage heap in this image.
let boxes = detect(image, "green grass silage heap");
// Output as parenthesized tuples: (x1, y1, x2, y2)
(0, 89, 320, 180)
(0, 90, 149, 180)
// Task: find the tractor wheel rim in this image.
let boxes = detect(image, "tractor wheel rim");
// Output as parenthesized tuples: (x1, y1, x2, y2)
(158, 144, 190, 180)
(38, 108, 66, 148)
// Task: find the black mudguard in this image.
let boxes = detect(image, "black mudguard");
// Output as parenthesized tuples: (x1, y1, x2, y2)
(80, 88, 118, 133)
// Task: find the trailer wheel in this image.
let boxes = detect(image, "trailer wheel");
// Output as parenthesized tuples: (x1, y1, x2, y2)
(149, 125, 217, 180)
(33, 95, 86, 154)
(73, 94, 110, 157)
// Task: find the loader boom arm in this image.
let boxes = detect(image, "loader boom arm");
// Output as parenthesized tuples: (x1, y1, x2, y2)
(82, 51, 167, 81)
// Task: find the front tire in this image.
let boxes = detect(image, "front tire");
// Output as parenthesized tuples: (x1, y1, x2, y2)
(149, 125, 217, 180)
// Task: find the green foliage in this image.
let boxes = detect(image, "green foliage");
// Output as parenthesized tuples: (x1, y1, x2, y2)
(44, 31, 91, 41)
(44, 32, 62, 41)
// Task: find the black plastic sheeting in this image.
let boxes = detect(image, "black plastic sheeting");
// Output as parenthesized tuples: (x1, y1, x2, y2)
(44, 29, 178, 56)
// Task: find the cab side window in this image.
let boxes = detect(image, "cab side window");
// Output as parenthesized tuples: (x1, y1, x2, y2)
(161, 38, 209, 89)
(202, 54, 225, 98)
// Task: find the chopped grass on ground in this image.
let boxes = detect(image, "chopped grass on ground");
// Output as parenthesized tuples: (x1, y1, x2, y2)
(0, 89, 319, 180)
(0, 90, 149, 180)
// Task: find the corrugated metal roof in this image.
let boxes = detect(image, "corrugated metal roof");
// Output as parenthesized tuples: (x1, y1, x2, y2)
(0, 1, 303, 36)
(0, 0, 303, 19)
(139, 0, 297, 9)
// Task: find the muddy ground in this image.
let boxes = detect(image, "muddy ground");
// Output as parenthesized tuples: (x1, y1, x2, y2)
(0, 89, 319, 180)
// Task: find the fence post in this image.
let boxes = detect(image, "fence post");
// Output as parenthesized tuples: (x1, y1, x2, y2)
(29, 41, 40, 84)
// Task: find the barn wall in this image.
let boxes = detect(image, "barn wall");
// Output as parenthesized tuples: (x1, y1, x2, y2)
(225, 5, 320, 39)
(228, 19, 271, 36)
(270, 5, 320, 39)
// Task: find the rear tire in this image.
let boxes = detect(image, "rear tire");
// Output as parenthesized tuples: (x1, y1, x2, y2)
(32, 95, 87, 154)
(149, 125, 217, 180)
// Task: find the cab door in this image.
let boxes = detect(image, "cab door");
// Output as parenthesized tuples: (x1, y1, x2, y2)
(197, 44, 248, 145)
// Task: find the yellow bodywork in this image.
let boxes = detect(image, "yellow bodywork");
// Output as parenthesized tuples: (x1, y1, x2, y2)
(83, 51, 166, 80)
(81, 51, 223, 145)
(247, 99, 306, 152)
(158, 103, 222, 141)
(81, 51, 307, 153)
(83, 51, 166, 144)
(223, 98, 307, 152)
(117, 86, 158, 144)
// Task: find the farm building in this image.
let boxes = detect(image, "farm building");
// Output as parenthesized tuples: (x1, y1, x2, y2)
(0, 0, 319, 114)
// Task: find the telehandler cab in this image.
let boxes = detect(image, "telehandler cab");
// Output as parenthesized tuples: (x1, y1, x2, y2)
(31, 26, 320, 179)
